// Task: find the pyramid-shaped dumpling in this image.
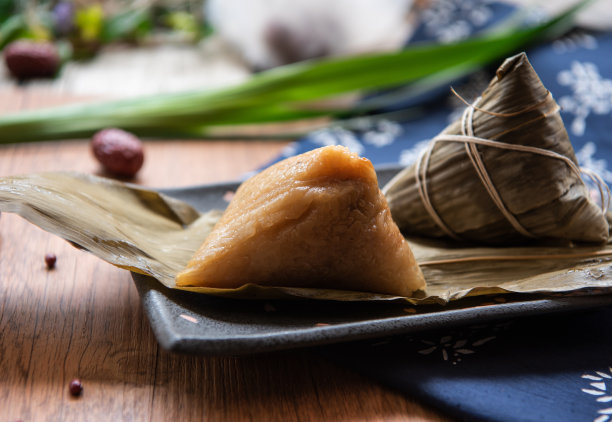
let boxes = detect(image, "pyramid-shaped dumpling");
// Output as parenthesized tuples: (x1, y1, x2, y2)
(383, 53, 609, 245)
(176, 145, 425, 297)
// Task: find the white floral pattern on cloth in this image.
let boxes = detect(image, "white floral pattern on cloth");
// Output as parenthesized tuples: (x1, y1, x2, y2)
(416, 334, 496, 365)
(308, 119, 403, 156)
(362, 120, 403, 147)
(553, 31, 599, 54)
(576, 142, 612, 185)
(581, 365, 612, 422)
(277, 142, 300, 159)
(400, 321, 512, 366)
(557, 61, 612, 137)
(399, 139, 430, 166)
(310, 126, 365, 155)
(420, 0, 494, 43)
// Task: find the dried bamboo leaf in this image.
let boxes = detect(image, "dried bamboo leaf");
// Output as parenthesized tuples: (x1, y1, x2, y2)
(0, 172, 219, 288)
(410, 238, 612, 304)
(1, 171, 611, 304)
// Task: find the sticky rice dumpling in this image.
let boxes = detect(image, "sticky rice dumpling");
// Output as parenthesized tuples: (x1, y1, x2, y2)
(383, 53, 609, 245)
(176, 145, 425, 297)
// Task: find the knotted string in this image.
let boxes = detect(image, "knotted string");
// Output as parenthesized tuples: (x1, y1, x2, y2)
(414, 89, 611, 241)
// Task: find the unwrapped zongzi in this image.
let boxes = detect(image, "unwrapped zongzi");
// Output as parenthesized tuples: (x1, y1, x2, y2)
(176, 145, 426, 296)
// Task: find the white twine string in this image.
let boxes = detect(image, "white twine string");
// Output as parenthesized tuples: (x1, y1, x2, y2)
(414, 91, 611, 240)
(462, 97, 535, 238)
(582, 167, 612, 213)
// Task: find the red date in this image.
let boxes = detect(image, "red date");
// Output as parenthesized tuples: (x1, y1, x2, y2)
(91, 128, 144, 178)
(3, 40, 60, 80)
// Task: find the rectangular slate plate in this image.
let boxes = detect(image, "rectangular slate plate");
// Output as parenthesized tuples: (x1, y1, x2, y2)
(131, 166, 612, 355)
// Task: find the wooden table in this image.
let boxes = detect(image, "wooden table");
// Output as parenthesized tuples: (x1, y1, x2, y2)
(0, 89, 451, 421)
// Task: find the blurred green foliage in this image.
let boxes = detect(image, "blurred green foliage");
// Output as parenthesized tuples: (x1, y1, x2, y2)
(0, 0, 212, 59)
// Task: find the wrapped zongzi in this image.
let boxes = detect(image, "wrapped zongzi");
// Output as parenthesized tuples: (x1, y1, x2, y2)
(383, 53, 609, 245)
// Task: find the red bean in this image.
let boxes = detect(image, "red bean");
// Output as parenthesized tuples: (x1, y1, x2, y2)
(45, 253, 57, 269)
(69, 379, 83, 396)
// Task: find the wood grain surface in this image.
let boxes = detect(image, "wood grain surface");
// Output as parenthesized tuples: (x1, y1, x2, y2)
(0, 89, 452, 421)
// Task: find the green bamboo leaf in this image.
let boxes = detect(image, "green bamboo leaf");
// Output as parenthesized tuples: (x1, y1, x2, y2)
(0, 0, 591, 143)
(0, 14, 26, 49)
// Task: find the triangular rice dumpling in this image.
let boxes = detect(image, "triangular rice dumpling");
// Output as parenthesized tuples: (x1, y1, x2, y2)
(176, 145, 425, 297)
(383, 53, 609, 245)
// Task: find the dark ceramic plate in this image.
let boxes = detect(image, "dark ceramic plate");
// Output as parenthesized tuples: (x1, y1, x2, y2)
(132, 166, 612, 355)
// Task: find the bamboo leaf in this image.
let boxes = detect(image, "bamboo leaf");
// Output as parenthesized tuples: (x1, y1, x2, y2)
(0, 1, 591, 143)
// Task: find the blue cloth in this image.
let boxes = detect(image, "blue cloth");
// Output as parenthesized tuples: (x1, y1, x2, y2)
(322, 307, 612, 422)
(267, 1, 612, 421)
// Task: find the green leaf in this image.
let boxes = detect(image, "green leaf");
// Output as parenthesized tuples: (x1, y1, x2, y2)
(101, 8, 153, 43)
(0, 1, 591, 143)
(0, 0, 17, 23)
(0, 14, 26, 49)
